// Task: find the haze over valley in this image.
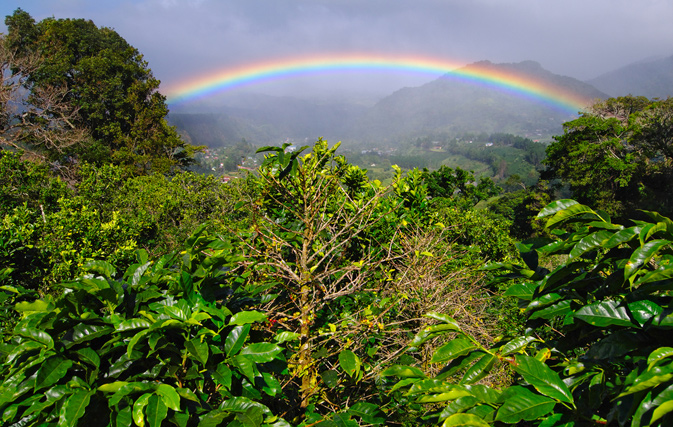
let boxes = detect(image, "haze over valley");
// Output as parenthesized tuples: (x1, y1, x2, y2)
(168, 55, 671, 149)
(4, 1, 672, 151)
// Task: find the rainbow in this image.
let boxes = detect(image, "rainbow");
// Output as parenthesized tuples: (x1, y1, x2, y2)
(163, 54, 593, 114)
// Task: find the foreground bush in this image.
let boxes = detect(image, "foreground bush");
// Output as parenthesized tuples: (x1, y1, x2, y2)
(385, 200, 673, 426)
(0, 229, 293, 426)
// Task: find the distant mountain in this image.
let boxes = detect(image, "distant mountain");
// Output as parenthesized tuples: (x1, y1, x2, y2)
(168, 60, 610, 147)
(353, 60, 608, 144)
(587, 55, 673, 99)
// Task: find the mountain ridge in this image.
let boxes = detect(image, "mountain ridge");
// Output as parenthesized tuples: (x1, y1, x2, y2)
(168, 57, 667, 148)
(586, 54, 673, 98)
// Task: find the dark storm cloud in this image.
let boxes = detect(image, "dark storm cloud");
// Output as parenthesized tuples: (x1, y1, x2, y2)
(2, 0, 672, 96)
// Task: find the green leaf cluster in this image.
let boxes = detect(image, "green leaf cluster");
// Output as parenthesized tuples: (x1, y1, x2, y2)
(386, 199, 673, 425)
(0, 230, 292, 426)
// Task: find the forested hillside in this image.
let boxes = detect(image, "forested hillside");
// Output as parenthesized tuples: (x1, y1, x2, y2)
(2, 9, 673, 427)
(354, 61, 608, 144)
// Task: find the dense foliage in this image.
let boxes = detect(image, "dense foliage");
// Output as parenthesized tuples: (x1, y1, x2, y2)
(2, 8, 673, 425)
(1, 9, 201, 177)
(542, 96, 673, 219)
(383, 199, 673, 425)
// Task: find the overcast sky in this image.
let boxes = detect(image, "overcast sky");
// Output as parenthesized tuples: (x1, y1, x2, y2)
(2, 0, 672, 101)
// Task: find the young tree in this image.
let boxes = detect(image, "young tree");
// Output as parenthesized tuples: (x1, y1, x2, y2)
(239, 140, 403, 409)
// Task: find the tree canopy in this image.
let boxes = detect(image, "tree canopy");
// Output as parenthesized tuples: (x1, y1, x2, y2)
(541, 96, 673, 219)
(1, 9, 200, 176)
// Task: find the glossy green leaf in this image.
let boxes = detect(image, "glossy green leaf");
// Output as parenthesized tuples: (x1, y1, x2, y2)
(604, 226, 640, 249)
(513, 356, 573, 404)
(389, 378, 421, 393)
(231, 355, 256, 382)
(348, 402, 385, 425)
(235, 406, 264, 427)
(146, 394, 168, 427)
(625, 240, 671, 279)
(67, 324, 114, 348)
(439, 396, 481, 420)
(425, 312, 462, 330)
(461, 354, 497, 384)
(83, 260, 116, 277)
(574, 300, 634, 327)
(649, 383, 673, 425)
(75, 347, 101, 368)
(186, 337, 209, 366)
(212, 364, 232, 390)
(128, 262, 152, 288)
(273, 331, 300, 344)
(15, 326, 54, 349)
(218, 396, 270, 414)
(127, 329, 151, 358)
(155, 384, 181, 411)
(115, 405, 133, 427)
(536, 199, 579, 219)
(585, 331, 641, 360)
(431, 339, 478, 363)
(132, 393, 152, 427)
(380, 365, 427, 378)
(537, 413, 574, 427)
(338, 350, 361, 378)
(261, 372, 282, 396)
(442, 413, 490, 427)
(240, 343, 283, 363)
(495, 386, 556, 423)
(196, 409, 230, 427)
(408, 379, 465, 395)
(225, 324, 251, 356)
(526, 293, 563, 311)
(116, 318, 152, 332)
(416, 390, 472, 403)
(108, 382, 154, 407)
(58, 389, 93, 427)
(14, 299, 52, 313)
(504, 282, 537, 300)
(628, 300, 663, 327)
(634, 267, 673, 287)
(529, 300, 573, 321)
(648, 347, 673, 367)
(644, 222, 668, 241)
(545, 203, 601, 229)
(437, 351, 486, 380)
(228, 310, 267, 326)
(98, 381, 129, 393)
(568, 230, 612, 261)
(35, 356, 73, 391)
(619, 363, 673, 397)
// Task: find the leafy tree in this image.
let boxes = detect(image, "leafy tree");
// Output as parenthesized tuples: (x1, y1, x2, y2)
(2, 9, 201, 176)
(423, 165, 501, 208)
(542, 96, 673, 219)
(487, 180, 553, 239)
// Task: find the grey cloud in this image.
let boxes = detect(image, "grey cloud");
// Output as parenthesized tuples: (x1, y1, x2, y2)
(2, 0, 672, 96)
